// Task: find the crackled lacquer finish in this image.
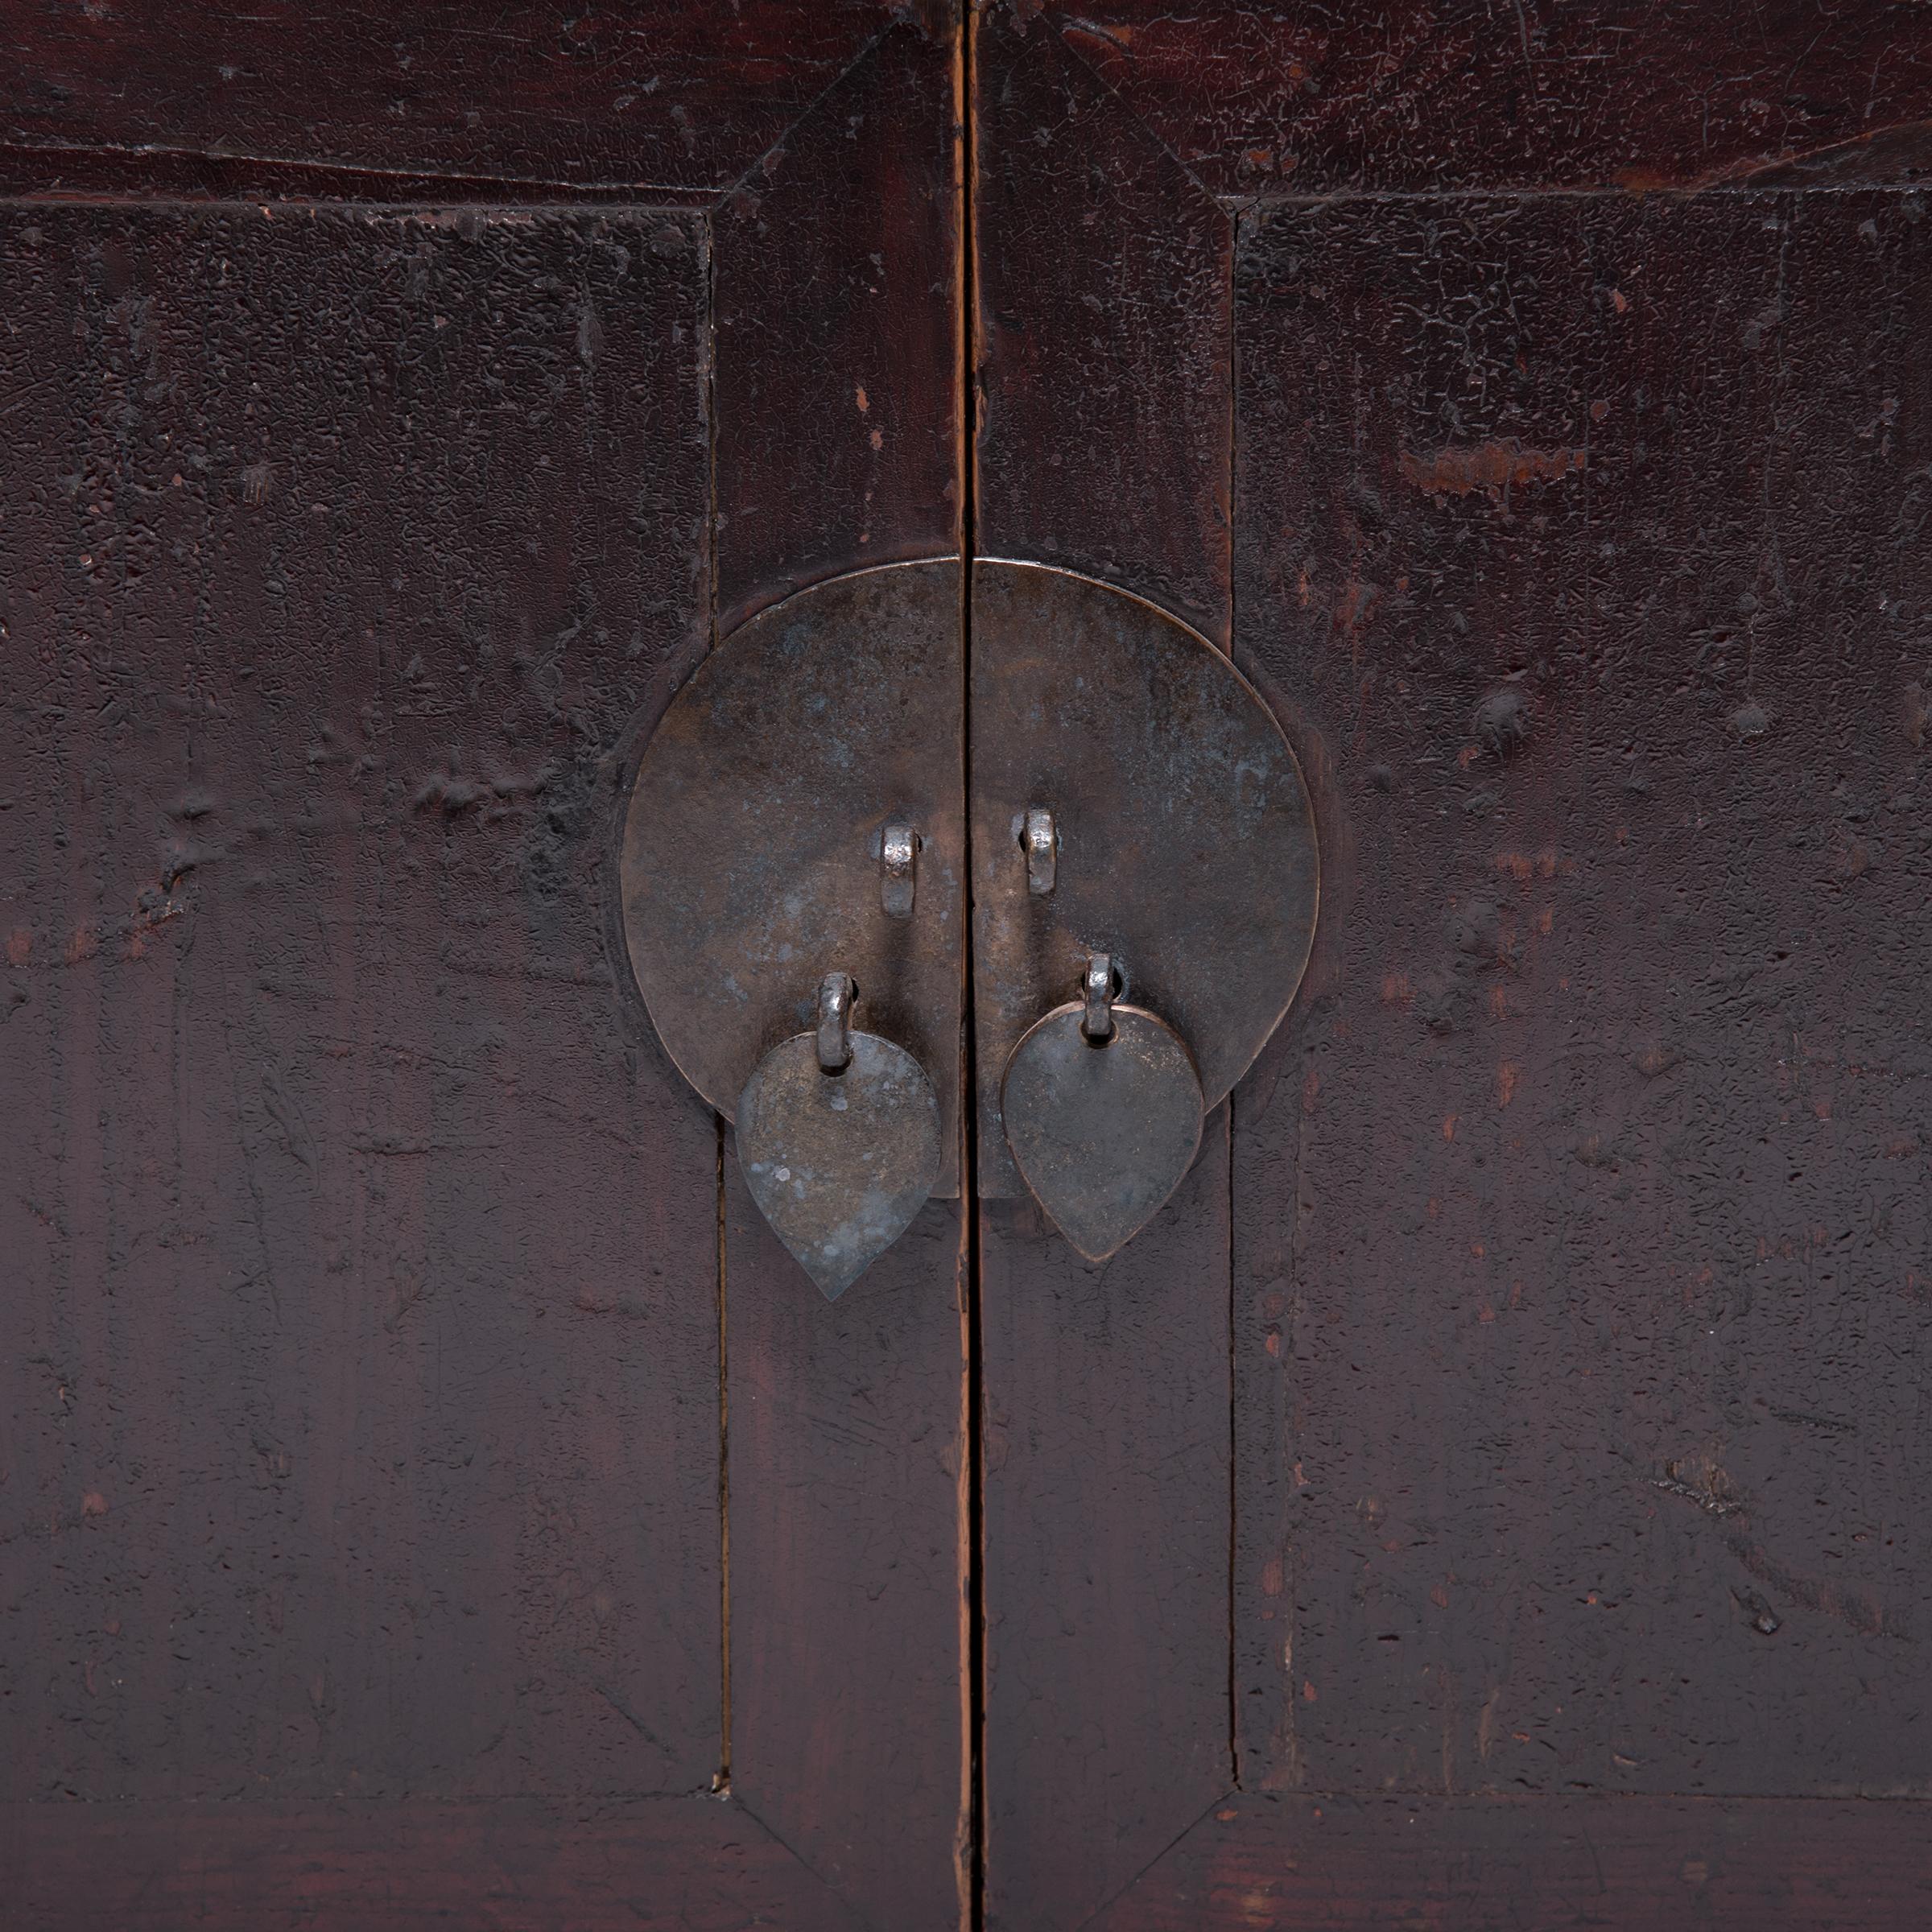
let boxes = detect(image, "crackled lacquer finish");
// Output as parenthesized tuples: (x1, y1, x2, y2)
(0, 8, 970, 1930)
(15, 3, 1932, 1927)
(1232, 184, 1932, 1809)
(0, 196, 723, 1828)
(976, 6, 1932, 1930)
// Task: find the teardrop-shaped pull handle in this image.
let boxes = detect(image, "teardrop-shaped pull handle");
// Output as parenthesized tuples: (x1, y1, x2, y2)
(1001, 955, 1205, 1262)
(736, 972, 943, 1299)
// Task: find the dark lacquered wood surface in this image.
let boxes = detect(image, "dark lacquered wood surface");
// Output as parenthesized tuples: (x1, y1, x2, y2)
(973, 6, 1932, 1928)
(8, 5, 1932, 1927)
(0, 10, 967, 1928)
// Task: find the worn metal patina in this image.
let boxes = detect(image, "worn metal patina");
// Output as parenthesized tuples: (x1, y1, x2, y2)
(620, 559, 964, 1202)
(1001, 1001, 1206, 1262)
(971, 560, 1320, 1197)
(735, 1023, 944, 1300)
(623, 555, 1319, 1277)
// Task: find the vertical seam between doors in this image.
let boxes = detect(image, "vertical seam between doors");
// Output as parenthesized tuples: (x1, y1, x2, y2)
(1226, 199, 1243, 1798)
(960, 6, 986, 1926)
(702, 205, 732, 1797)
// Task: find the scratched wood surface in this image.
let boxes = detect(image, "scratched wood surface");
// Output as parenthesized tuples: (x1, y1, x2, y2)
(12, 3, 1932, 1926)
(714, 21, 962, 627)
(1054, 0, 1932, 196)
(1091, 1793, 1932, 1930)
(972, 6, 1230, 641)
(0, 6, 969, 1926)
(0, 1797, 864, 1930)
(974, 6, 1932, 1926)
(1232, 183, 1932, 1806)
(0, 0, 920, 196)
(711, 19, 971, 1932)
(973, 11, 1237, 1929)
(0, 203, 720, 1810)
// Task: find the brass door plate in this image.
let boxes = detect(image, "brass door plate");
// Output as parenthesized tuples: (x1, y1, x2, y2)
(969, 561, 1319, 1197)
(621, 561, 965, 1200)
(617, 556, 1319, 1285)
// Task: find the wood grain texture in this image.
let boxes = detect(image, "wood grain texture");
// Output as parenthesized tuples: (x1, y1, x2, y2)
(0, 0, 931, 195)
(19, 10, 1932, 1930)
(707, 17, 971, 1930)
(980, 1121, 1234, 1932)
(973, 10, 1241, 1926)
(972, 6, 1230, 642)
(0, 1796, 864, 1930)
(0, 204, 721, 1804)
(1090, 1793, 1932, 1931)
(714, 21, 961, 630)
(3, 14, 975, 1930)
(1049, 0, 1932, 196)
(724, 1170, 971, 1932)
(0, 147, 720, 207)
(1232, 186, 1932, 1800)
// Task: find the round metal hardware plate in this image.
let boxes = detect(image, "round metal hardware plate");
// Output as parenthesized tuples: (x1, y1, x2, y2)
(620, 560, 964, 1196)
(971, 561, 1319, 1196)
(1001, 1003, 1206, 1262)
(735, 1028, 944, 1299)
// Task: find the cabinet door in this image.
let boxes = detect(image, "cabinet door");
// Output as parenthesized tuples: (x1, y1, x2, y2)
(11, 6, 1932, 1930)
(0, 10, 968, 1930)
(974, 6, 1932, 1929)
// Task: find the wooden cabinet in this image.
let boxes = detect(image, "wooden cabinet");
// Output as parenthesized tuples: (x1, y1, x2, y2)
(5, 6, 1930, 1926)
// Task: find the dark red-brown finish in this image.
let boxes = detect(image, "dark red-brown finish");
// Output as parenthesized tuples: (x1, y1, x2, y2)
(1055, 0, 1932, 196)
(974, 5, 1932, 1927)
(1232, 184, 1932, 1802)
(0, 197, 717, 1786)
(0, 197, 723, 1843)
(12, 3, 1932, 1927)
(726, 1173, 969, 1931)
(972, 8, 1230, 642)
(973, 11, 1239, 1926)
(714, 23, 961, 629)
(1, 0, 917, 194)
(978, 1126, 1233, 1931)
(1, 7, 968, 1927)
(708, 21, 971, 1932)
(1088, 1794, 1932, 1930)
(3, 1799, 861, 1931)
